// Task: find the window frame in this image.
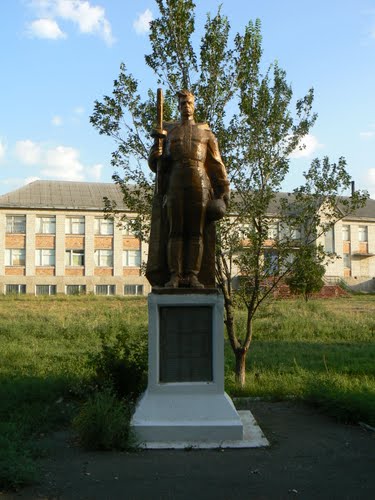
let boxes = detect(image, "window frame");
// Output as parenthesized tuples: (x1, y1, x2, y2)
(66, 285, 86, 295)
(35, 285, 56, 296)
(123, 249, 141, 267)
(124, 284, 144, 296)
(36, 216, 56, 234)
(65, 249, 85, 267)
(5, 284, 26, 295)
(94, 249, 113, 267)
(342, 225, 350, 242)
(65, 216, 85, 235)
(5, 248, 26, 266)
(94, 217, 114, 235)
(358, 226, 368, 242)
(95, 284, 116, 296)
(35, 249, 55, 267)
(6, 215, 26, 234)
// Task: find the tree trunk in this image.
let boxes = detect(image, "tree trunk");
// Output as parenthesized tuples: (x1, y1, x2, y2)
(234, 348, 247, 387)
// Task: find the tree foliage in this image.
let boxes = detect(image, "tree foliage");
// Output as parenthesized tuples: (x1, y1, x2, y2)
(285, 245, 326, 301)
(90, 0, 368, 386)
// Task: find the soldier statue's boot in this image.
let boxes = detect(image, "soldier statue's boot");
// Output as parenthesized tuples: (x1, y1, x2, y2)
(165, 272, 181, 288)
(186, 272, 204, 289)
(185, 238, 204, 288)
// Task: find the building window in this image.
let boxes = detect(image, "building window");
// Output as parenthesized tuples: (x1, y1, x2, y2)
(324, 227, 335, 253)
(66, 285, 86, 295)
(5, 284, 26, 295)
(343, 253, 351, 269)
(36, 216, 56, 234)
(342, 225, 350, 241)
(36, 249, 55, 266)
(263, 249, 279, 275)
(95, 285, 116, 296)
(122, 220, 135, 236)
(267, 222, 279, 240)
(5, 248, 26, 266)
(358, 226, 368, 242)
(124, 284, 144, 295)
(94, 249, 113, 267)
(291, 227, 301, 240)
(65, 216, 85, 234)
(94, 217, 113, 235)
(65, 249, 85, 266)
(6, 215, 26, 234)
(36, 285, 56, 296)
(123, 249, 141, 267)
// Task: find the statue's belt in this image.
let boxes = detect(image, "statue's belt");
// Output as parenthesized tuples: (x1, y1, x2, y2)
(171, 159, 205, 169)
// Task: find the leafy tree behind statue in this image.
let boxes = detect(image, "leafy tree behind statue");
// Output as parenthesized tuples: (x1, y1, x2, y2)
(90, 0, 367, 386)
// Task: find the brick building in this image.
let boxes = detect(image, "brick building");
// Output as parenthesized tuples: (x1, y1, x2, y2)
(0, 180, 150, 295)
(0, 180, 374, 295)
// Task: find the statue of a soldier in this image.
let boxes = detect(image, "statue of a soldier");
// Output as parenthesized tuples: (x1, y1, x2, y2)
(146, 89, 230, 289)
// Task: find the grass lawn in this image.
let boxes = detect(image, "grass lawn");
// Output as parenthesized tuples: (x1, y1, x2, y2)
(0, 293, 374, 488)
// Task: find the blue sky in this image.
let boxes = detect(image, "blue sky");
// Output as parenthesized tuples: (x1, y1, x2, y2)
(0, 0, 374, 197)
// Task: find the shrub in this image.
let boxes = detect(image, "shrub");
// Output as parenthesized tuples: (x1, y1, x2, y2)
(73, 389, 136, 451)
(90, 323, 148, 400)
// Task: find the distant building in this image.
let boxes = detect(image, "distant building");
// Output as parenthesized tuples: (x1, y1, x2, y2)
(0, 180, 374, 295)
(0, 180, 150, 296)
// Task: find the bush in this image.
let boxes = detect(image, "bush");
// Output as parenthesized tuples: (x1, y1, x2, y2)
(91, 323, 148, 400)
(73, 389, 136, 451)
(0, 423, 37, 490)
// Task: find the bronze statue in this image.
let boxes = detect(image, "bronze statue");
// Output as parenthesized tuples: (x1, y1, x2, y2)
(146, 89, 230, 289)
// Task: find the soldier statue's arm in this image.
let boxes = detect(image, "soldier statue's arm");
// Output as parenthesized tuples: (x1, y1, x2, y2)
(205, 129, 230, 205)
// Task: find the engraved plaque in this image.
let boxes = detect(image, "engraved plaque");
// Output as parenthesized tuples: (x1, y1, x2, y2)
(159, 306, 213, 382)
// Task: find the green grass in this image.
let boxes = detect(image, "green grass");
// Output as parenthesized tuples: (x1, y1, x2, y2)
(225, 297, 375, 426)
(0, 294, 374, 488)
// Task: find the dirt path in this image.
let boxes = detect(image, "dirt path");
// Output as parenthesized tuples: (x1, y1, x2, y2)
(4, 401, 375, 500)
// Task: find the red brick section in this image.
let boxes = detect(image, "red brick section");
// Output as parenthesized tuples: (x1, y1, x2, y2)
(5, 235, 26, 248)
(5, 267, 25, 276)
(65, 236, 84, 249)
(35, 267, 55, 276)
(94, 237, 113, 249)
(123, 237, 140, 249)
(36, 236, 55, 249)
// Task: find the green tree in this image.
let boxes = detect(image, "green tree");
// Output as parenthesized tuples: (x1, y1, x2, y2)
(285, 245, 326, 301)
(90, 0, 368, 386)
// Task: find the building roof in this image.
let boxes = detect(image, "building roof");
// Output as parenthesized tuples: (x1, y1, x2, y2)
(0, 180, 126, 211)
(0, 180, 374, 220)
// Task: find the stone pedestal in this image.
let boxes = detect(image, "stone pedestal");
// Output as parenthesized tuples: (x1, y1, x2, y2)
(131, 291, 244, 445)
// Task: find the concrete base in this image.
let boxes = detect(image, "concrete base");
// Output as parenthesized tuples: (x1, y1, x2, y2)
(135, 410, 269, 449)
(131, 390, 243, 443)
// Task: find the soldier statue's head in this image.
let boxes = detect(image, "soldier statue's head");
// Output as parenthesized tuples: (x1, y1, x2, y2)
(177, 89, 195, 120)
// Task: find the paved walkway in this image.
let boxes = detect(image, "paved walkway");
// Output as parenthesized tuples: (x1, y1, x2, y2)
(5, 401, 375, 500)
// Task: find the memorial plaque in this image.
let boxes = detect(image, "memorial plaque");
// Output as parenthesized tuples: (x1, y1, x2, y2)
(159, 306, 213, 382)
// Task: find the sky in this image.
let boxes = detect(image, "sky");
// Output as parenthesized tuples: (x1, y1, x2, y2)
(0, 0, 375, 197)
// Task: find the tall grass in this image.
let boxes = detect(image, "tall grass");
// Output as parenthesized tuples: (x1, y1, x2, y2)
(0, 294, 374, 488)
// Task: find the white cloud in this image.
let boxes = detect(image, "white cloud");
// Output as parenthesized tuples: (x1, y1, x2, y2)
(133, 8, 153, 35)
(14, 140, 99, 183)
(15, 140, 42, 165)
(52, 115, 63, 126)
(290, 134, 323, 159)
(28, 0, 115, 45)
(42, 145, 85, 180)
(74, 106, 85, 115)
(360, 124, 375, 139)
(0, 139, 6, 162)
(86, 163, 102, 181)
(27, 18, 66, 39)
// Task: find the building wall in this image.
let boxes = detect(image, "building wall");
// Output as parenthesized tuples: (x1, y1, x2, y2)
(320, 219, 375, 283)
(0, 208, 151, 295)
